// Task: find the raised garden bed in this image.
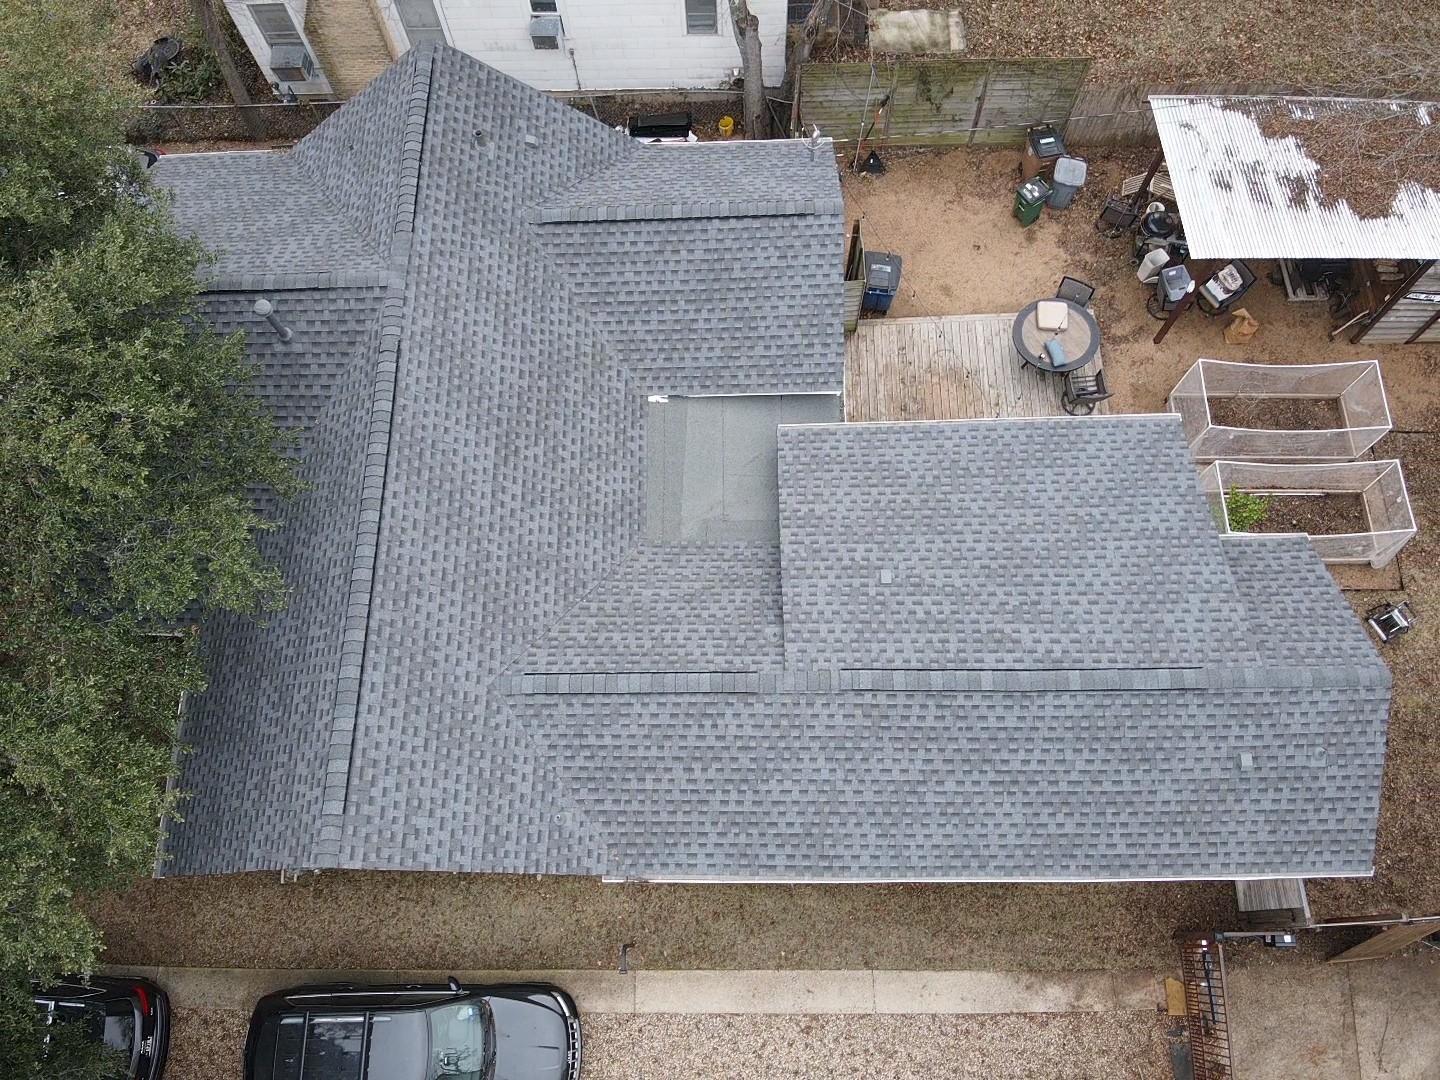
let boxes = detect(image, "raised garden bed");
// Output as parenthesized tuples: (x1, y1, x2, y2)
(1202, 459, 1416, 568)
(1206, 395, 1344, 432)
(1169, 359, 1391, 463)
(1247, 493, 1370, 536)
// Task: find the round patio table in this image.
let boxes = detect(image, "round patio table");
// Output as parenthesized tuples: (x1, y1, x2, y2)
(1012, 298, 1100, 373)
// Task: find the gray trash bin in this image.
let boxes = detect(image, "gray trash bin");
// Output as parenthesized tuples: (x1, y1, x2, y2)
(1047, 156, 1088, 209)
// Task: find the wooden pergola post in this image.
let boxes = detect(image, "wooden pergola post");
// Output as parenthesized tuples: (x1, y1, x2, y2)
(1154, 260, 1220, 345)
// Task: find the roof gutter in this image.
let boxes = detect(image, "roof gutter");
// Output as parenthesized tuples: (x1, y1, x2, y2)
(604, 870, 1374, 885)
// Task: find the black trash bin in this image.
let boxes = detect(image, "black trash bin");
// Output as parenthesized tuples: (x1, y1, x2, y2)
(1020, 125, 1066, 180)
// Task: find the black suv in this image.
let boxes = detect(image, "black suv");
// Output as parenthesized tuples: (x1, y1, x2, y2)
(33, 974, 170, 1080)
(245, 979, 581, 1080)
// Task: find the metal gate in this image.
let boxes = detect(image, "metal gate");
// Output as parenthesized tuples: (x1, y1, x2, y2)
(1178, 936, 1234, 1079)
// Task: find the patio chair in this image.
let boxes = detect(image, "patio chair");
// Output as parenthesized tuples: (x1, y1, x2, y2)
(1366, 600, 1416, 643)
(1062, 367, 1111, 415)
(1056, 276, 1096, 308)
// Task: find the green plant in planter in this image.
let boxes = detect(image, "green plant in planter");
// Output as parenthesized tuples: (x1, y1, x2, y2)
(1225, 489, 1271, 532)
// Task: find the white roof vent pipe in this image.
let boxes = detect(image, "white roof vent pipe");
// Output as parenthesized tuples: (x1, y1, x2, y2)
(807, 125, 824, 160)
(253, 298, 294, 343)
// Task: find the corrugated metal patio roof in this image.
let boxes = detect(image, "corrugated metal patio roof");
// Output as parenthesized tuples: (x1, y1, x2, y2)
(1149, 94, 1440, 260)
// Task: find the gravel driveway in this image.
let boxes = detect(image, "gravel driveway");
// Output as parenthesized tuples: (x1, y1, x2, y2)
(165, 1008, 1177, 1080)
(582, 1013, 1176, 1080)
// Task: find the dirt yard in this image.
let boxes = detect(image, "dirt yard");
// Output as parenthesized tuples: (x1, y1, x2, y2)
(108, 0, 195, 75)
(841, 145, 1440, 920)
(90, 874, 1233, 973)
(852, 2, 1439, 93)
(839, 146, 1440, 430)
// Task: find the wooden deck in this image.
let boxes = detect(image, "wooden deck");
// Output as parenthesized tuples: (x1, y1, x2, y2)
(845, 313, 1104, 422)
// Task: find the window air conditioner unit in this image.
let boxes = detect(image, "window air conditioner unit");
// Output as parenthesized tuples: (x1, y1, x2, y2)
(269, 44, 318, 82)
(529, 14, 562, 49)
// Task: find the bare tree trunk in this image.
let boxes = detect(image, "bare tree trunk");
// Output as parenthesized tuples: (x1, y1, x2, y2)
(786, 0, 833, 136)
(188, 0, 267, 140)
(729, 0, 770, 139)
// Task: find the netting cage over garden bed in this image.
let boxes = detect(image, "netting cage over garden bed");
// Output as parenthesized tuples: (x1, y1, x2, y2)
(1169, 359, 1391, 463)
(1200, 459, 1416, 568)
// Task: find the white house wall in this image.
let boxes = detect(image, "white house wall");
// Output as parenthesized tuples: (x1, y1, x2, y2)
(225, 0, 336, 96)
(373, 0, 788, 91)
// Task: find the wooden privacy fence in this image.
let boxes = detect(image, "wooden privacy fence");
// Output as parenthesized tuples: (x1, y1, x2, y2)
(1328, 915, 1440, 962)
(1065, 81, 1288, 146)
(800, 57, 1090, 147)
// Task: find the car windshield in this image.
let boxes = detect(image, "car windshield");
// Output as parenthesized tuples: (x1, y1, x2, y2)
(424, 1001, 491, 1080)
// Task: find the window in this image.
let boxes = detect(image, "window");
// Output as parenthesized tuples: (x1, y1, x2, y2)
(530, 0, 558, 11)
(248, 3, 302, 45)
(685, 0, 717, 34)
(395, 0, 447, 46)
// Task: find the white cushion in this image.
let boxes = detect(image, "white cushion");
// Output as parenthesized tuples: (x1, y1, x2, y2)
(1036, 300, 1069, 331)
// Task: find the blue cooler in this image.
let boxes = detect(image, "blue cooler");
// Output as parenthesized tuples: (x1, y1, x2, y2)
(862, 252, 902, 313)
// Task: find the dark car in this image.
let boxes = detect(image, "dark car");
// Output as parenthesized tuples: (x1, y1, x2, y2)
(245, 978, 581, 1080)
(33, 974, 170, 1080)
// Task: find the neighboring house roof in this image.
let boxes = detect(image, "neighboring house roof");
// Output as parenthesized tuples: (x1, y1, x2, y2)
(1150, 94, 1440, 260)
(153, 46, 1389, 883)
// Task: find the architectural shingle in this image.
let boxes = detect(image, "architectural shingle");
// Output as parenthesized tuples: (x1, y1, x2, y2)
(153, 45, 1390, 883)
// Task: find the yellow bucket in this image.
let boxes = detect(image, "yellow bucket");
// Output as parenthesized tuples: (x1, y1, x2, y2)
(718, 115, 735, 138)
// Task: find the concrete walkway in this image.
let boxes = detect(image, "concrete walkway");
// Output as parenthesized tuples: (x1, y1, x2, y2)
(101, 965, 1165, 1016)
(1228, 954, 1440, 1080)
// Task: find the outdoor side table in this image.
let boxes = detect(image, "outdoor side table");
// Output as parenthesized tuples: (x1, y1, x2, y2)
(1012, 298, 1100, 373)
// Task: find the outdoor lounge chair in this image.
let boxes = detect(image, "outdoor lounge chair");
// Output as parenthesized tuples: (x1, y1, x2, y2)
(1056, 276, 1096, 308)
(1062, 368, 1111, 415)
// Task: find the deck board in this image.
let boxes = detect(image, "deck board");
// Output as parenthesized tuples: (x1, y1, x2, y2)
(846, 313, 1105, 423)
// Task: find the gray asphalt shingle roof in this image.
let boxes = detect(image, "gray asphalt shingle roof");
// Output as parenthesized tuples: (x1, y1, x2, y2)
(777, 418, 1253, 671)
(154, 45, 1389, 883)
(153, 153, 388, 278)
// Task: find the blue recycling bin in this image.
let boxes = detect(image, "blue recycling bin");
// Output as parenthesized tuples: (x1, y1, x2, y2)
(862, 252, 902, 313)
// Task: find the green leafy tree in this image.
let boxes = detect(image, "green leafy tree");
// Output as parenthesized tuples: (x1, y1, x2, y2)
(0, 1, 142, 276)
(0, 0, 302, 1068)
(0, 982, 123, 1080)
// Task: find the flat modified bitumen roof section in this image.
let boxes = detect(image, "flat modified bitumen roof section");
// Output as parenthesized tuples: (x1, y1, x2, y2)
(646, 394, 842, 542)
(153, 45, 1390, 884)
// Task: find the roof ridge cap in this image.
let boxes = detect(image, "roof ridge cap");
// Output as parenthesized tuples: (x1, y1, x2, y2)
(284, 47, 433, 270)
(309, 50, 437, 868)
(386, 47, 435, 266)
(309, 282, 408, 868)
(530, 196, 846, 225)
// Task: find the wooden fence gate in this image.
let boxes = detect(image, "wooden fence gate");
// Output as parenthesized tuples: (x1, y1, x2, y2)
(1328, 916, 1440, 962)
(798, 57, 1090, 147)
